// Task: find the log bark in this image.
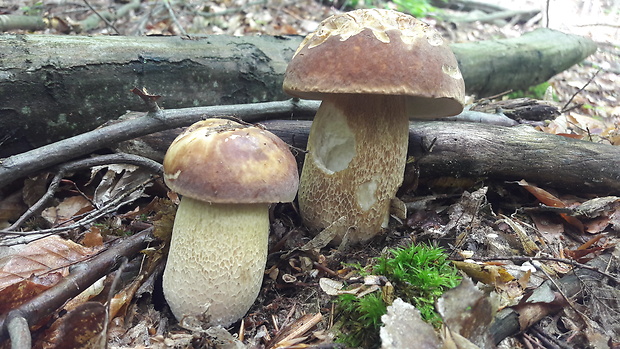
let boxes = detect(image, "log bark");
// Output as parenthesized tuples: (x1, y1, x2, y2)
(123, 119, 620, 196)
(0, 29, 596, 156)
(265, 120, 620, 195)
(131, 120, 620, 195)
(1, 93, 617, 194)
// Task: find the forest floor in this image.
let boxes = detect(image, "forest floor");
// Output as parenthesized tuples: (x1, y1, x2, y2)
(0, 0, 619, 348)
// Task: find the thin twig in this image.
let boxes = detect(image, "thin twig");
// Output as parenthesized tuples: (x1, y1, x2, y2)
(545, 0, 550, 28)
(0, 176, 155, 244)
(83, 0, 121, 35)
(0, 99, 319, 190)
(5, 153, 162, 232)
(196, 0, 267, 18)
(575, 23, 620, 28)
(163, 0, 188, 37)
(561, 68, 601, 113)
(535, 261, 583, 316)
(531, 325, 571, 349)
(0, 228, 154, 341)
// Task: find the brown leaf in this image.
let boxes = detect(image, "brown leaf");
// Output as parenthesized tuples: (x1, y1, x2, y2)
(0, 190, 27, 225)
(518, 180, 584, 232)
(81, 226, 104, 247)
(0, 272, 63, 313)
(436, 278, 495, 348)
(0, 235, 98, 288)
(35, 301, 106, 349)
(41, 195, 93, 226)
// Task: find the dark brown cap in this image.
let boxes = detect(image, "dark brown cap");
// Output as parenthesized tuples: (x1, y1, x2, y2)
(163, 119, 299, 203)
(283, 9, 465, 119)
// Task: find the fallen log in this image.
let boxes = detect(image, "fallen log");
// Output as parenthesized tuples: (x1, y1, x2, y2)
(119, 119, 620, 195)
(0, 29, 596, 156)
(1, 98, 617, 194)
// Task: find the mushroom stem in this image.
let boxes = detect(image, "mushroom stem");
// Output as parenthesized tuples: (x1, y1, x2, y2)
(298, 94, 409, 243)
(162, 197, 268, 326)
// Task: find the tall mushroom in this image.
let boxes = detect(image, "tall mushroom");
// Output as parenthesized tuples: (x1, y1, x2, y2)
(162, 119, 299, 326)
(283, 9, 465, 244)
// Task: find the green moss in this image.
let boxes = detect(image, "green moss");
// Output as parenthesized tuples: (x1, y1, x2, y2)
(391, 0, 437, 18)
(336, 292, 386, 347)
(373, 243, 460, 326)
(507, 82, 556, 101)
(334, 243, 460, 348)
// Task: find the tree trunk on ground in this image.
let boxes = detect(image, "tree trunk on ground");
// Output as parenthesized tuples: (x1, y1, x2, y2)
(260, 120, 620, 195)
(0, 29, 596, 156)
(118, 119, 620, 195)
(0, 95, 617, 193)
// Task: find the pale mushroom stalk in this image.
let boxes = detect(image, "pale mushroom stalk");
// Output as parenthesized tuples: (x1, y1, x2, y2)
(299, 94, 409, 243)
(161, 119, 298, 327)
(163, 199, 268, 327)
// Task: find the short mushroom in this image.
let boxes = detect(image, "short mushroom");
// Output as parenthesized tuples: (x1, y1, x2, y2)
(283, 9, 465, 244)
(161, 119, 299, 326)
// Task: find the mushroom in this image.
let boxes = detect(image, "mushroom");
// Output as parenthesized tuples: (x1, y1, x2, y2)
(161, 119, 299, 326)
(283, 9, 465, 244)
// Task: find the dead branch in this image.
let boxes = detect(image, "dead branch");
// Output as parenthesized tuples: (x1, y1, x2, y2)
(0, 15, 46, 32)
(3, 153, 162, 235)
(2, 100, 619, 197)
(0, 227, 154, 343)
(489, 252, 617, 344)
(0, 99, 319, 190)
(262, 120, 620, 195)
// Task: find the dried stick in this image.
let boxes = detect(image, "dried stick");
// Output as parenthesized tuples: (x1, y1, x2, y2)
(0, 178, 153, 245)
(5, 153, 162, 233)
(561, 68, 601, 113)
(0, 99, 320, 190)
(163, 0, 188, 36)
(0, 227, 154, 342)
(82, 0, 121, 35)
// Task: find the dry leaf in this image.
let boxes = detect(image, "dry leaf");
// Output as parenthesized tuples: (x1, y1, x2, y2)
(0, 235, 98, 288)
(452, 261, 514, 285)
(0, 272, 63, 313)
(36, 301, 106, 349)
(318, 277, 343, 296)
(41, 195, 93, 226)
(91, 164, 151, 209)
(436, 278, 494, 348)
(518, 179, 584, 232)
(0, 190, 27, 226)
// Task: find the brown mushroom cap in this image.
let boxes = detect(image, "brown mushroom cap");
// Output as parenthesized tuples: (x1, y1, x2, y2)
(283, 9, 465, 119)
(163, 119, 299, 204)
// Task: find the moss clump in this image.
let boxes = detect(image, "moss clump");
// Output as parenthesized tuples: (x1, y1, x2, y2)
(335, 243, 461, 348)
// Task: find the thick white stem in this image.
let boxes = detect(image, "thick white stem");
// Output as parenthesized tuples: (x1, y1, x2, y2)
(162, 197, 268, 326)
(298, 94, 409, 243)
